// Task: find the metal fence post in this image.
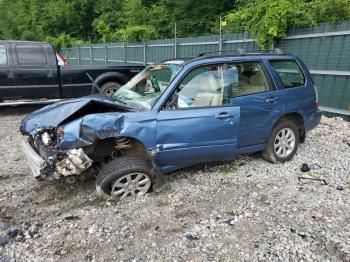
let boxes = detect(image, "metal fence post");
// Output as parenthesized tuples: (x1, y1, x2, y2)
(143, 41, 147, 66)
(104, 44, 108, 65)
(123, 42, 126, 63)
(89, 46, 93, 65)
(174, 23, 177, 59)
(77, 46, 80, 65)
(219, 38, 223, 54)
(65, 49, 68, 61)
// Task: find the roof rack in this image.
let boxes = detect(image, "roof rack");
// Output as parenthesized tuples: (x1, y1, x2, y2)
(198, 48, 283, 57)
(198, 49, 246, 57)
(245, 48, 283, 55)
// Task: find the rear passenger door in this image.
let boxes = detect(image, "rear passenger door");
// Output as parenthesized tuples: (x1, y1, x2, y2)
(268, 59, 312, 114)
(12, 43, 60, 99)
(0, 43, 16, 100)
(229, 61, 283, 148)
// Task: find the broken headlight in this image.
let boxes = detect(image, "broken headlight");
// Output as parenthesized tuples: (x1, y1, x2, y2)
(56, 128, 65, 142)
(41, 132, 52, 145)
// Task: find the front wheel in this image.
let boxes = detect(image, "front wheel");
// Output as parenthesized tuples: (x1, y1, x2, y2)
(96, 156, 154, 201)
(262, 120, 300, 163)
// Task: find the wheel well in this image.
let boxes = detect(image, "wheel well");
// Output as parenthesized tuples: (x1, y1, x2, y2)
(90, 137, 147, 162)
(124, 137, 147, 157)
(278, 113, 305, 143)
(99, 78, 124, 87)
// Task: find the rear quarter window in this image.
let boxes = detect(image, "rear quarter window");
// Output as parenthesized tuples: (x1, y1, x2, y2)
(0, 45, 7, 65)
(15, 44, 48, 65)
(270, 60, 305, 88)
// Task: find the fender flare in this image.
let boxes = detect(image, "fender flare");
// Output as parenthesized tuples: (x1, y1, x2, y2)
(95, 72, 129, 87)
(268, 111, 306, 139)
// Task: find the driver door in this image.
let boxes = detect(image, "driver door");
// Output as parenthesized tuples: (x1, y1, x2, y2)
(156, 64, 240, 172)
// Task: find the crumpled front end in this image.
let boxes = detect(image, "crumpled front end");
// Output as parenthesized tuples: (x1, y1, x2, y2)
(21, 129, 93, 181)
(19, 95, 131, 181)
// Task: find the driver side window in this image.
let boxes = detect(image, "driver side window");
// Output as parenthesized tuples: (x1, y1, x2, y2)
(175, 65, 226, 108)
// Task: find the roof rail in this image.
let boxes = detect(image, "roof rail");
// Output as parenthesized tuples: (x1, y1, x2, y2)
(198, 48, 246, 57)
(245, 48, 283, 55)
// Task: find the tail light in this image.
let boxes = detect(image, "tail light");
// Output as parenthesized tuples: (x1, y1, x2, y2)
(57, 54, 68, 67)
(60, 55, 68, 67)
(313, 85, 319, 109)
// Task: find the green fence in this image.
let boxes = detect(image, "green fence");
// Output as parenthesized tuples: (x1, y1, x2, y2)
(63, 22, 350, 114)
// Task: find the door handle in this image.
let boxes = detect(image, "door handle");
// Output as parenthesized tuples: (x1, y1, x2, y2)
(7, 71, 14, 78)
(266, 97, 280, 103)
(215, 112, 233, 119)
(47, 70, 54, 78)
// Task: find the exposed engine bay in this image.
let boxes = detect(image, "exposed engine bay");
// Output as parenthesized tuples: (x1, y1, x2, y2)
(25, 127, 146, 182)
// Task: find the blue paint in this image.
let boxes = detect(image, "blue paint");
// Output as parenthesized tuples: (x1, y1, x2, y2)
(20, 54, 321, 174)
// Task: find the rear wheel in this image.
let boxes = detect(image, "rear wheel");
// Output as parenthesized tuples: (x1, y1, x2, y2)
(262, 120, 299, 163)
(96, 156, 154, 201)
(100, 82, 122, 97)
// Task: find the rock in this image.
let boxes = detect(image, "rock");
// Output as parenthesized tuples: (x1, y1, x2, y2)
(0, 236, 9, 246)
(186, 234, 200, 241)
(336, 186, 344, 191)
(0, 255, 11, 262)
(64, 215, 80, 221)
(6, 228, 24, 240)
(0, 222, 10, 231)
(22, 196, 33, 204)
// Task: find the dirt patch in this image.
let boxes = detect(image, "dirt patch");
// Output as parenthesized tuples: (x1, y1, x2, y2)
(0, 106, 349, 261)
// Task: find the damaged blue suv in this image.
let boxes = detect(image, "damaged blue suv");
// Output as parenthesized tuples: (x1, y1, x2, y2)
(20, 50, 321, 200)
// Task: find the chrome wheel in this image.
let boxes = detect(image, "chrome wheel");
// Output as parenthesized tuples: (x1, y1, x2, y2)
(274, 128, 296, 158)
(111, 173, 151, 200)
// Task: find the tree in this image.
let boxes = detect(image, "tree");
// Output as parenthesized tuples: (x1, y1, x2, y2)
(225, 0, 350, 47)
(0, 0, 349, 48)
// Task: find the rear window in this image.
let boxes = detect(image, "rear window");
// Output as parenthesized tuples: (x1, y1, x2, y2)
(16, 45, 48, 65)
(270, 60, 305, 88)
(0, 45, 7, 65)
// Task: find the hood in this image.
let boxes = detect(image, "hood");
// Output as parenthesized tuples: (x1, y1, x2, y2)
(20, 94, 128, 135)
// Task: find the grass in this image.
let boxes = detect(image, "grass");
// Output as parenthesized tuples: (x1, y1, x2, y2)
(218, 162, 239, 175)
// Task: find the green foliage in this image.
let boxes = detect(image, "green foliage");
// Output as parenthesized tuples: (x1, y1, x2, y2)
(226, 0, 313, 47)
(117, 25, 157, 42)
(226, 0, 350, 47)
(45, 34, 85, 51)
(310, 0, 350, 23)
(0, 0, 349, 48)
(218, 161, 239, 175)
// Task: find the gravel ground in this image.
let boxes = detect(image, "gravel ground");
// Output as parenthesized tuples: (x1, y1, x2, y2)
(0, 106, 349, 262)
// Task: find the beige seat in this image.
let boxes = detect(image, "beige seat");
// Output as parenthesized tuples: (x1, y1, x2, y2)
(236, 73, 268, 96)
(192, 73, 222, 107)
(238, 75, 249, 87)
(249, 74, 264, 86)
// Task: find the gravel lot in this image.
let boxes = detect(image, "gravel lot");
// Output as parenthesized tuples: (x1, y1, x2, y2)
(0, 106, 349, 261)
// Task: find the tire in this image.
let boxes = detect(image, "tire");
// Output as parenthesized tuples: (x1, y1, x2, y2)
(96, 156, 154, 201)
(262, 119, 300, 163)
(99, 82, 122, 97)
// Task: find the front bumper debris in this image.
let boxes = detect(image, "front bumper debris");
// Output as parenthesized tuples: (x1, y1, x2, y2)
(21, 137, 93, 180)
(21, 138, 46, 179)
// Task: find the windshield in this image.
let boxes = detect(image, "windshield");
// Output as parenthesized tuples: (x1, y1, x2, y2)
(112, 64, 182, 110)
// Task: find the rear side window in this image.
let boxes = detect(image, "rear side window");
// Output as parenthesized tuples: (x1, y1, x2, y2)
(270, 60, 305, 88)
(0, 45, 7, 65)
(16, 45, 48, 65)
